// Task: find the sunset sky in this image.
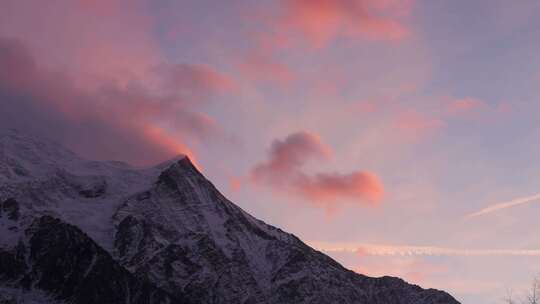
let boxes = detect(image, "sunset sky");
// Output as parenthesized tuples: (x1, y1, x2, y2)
(2, 1, 540, 302)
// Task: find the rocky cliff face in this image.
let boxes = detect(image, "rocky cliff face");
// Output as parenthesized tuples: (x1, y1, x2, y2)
(0, 212, 180, 304)
(0, 129, 460, 304)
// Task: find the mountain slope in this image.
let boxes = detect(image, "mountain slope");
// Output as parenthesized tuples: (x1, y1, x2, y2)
(0, 129, 460, 304)
(113, 157, 459, 304)
(0, 212, 181, 304)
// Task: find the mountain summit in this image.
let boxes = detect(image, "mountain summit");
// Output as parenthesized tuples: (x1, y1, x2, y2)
(0, 130, 460, 304)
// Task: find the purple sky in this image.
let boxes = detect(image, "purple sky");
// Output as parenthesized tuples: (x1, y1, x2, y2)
(2, 1, 540, 302)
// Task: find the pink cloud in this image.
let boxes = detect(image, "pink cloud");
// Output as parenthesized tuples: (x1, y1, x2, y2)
(297, 171, 383, 203)
(238, 52, 295, 86)
(0, 1, 246, 167)
(394, 110, 446, 141)
(252, 131, 331, 178)
(348, 100, 379, 114)
(447, 97, 487, 115)
(251, 132, 383, 211)
(0, 37, 230, 166)
(0, 0, 159, 87)
(276, 0, 413, 47)
(229, 177, 243, 193)
(443, 97, 511, 123)
(142, 125, 198, 166)
(156, 64, 236, 97)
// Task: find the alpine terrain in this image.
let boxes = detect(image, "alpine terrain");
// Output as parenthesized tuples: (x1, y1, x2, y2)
(0, 129, 460, 304)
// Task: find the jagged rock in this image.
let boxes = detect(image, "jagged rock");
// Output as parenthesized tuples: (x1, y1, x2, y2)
(1, 198, 19, 221)
(78, 180, 107, 198)
(0, 215, 183, 304)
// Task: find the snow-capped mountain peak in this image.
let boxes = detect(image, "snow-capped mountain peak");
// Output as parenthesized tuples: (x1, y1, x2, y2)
(0, 130, 460, 304)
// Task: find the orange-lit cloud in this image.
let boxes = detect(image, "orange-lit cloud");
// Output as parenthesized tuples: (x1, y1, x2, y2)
(0, 37, 230, 166)
(251, 131, 383, 211)
(229, 177, 243, 193)
(296, 171, 383, 203)
(275, 0, 413, 46)
(142, 125, 197, 165)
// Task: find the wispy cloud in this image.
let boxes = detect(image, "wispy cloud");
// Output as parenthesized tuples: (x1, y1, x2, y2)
(466, 192, 540, 218)
(308, 241, 540, 257)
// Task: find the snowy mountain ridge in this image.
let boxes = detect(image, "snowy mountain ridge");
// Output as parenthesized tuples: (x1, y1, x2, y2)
(0, 128, 177, 250)
(0, 129, 460, 304)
